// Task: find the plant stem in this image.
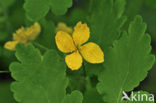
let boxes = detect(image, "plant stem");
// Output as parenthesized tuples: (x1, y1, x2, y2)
(88, 0, 93, 13)
(32, 42, 49, 51)
(0, 71, 10, 73)
(83, 63, 86, 77)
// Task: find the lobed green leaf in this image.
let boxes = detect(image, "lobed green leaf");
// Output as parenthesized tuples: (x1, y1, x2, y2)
(61, 90, 83, 103)
(24, 0, 72, 21)
(97, 16, 155, 103)
(86, 0, 126, 76)
(10, 43, 69, 103)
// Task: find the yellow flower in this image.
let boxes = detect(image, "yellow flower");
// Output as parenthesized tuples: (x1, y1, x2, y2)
(56, 22, 73, 34)
(4, 22, 41, 51)
(55, 21, 104, 70)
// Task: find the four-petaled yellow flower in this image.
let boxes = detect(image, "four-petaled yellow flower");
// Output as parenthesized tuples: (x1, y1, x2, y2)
(55, 21, 104, 70)
(4, 22, 41, 51)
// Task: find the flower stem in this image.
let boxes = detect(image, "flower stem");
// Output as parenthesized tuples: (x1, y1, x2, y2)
(32, 42, 49, 51)
(0, 71, 10, 73)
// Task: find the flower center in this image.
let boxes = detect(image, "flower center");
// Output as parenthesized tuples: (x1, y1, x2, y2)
(72, 39, 81, 53)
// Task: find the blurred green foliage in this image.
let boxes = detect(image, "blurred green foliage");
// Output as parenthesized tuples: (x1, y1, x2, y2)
(0, 81, 16, 103)
(0, 0, 156, 103)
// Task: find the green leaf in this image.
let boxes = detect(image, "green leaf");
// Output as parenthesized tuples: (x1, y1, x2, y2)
(85, 0, 126, 77)
(67, 68, 86, 92)
(83, 77, 103, 103)
(61, 90, 83, 103)
(24, 0, 72, 21)
(88, 0, 126, 51)
(49, 0, 72, 16)
(35, 19, 56, 50)
(84, 87, 104, 103)
(10, 43, 69, 103)
(97, 16, 155, 103)
(24, 0, 49, 21)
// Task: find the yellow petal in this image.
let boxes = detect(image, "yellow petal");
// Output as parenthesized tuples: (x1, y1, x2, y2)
(56, 22, 73, 34)
(4, 41, 19, 51)
(80, 42, 104, 63)
(13, 27, 28, 43)
(72, 21, 90, 46)
(55, 31, 76, 53)
(26, 22, 41, 40)
(65, 51, 83, 70)
(13, 22, 41, 42)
